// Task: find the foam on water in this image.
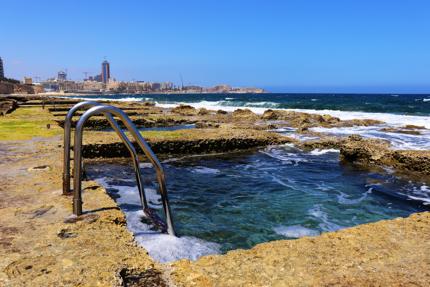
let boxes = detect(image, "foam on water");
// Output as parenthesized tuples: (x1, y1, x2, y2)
(336, 188, 371, 205)
(63, 96, 153, 102)
(155, 100, 430, 129)
(86, 145, 426, 260)
(310, 126, 430, 150)
(125, 209, 221, 263)
(191, 166, 221, 175)
(67, 95, 430, 129)
(260, 145, 308, 165)
(273, 225, 320, 238)
(309, 149, 340, 156)
(94, 178, 221, 263)
(407, 184, 430, 205)
(308, 204, 344, 232)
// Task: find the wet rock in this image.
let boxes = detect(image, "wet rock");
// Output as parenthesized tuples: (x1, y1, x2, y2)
(340, 136, 391, 164)
(216, 109, 228, 115)
(262, 109, 341, 129)
(262, 109, 384, 129)
(380, 127, 421, 135)
(338, 135, 430, 175)
(334, 118, 383, 127)
(298, 137, 344, 151)
(391, 150, 430, 175)
(404, 124, 426, 130)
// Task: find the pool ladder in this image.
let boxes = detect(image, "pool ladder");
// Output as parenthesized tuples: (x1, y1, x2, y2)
(62, 101, 176, 236)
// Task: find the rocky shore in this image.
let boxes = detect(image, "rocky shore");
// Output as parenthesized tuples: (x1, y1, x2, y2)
(1, 95, 429, 286)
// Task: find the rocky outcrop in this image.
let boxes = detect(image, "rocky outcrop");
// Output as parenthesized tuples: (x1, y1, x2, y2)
(298, 135, 430, 175)
(0, 99, 18, 116)
(390, 150, 430, 175)
(82, 128, 292, 158)
(262, 109, 383, 129)
(339, 135, 430, 175)
(232, 109, 258, 121)
(262, 109, 341, 128)
(171, 104, 197, 116)
(380, 127, 422, 135)
(55, 116, 193, 130)
(340, 135, 391, 164)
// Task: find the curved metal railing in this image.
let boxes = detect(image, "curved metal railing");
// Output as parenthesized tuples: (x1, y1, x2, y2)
(62, 101, 176, 236)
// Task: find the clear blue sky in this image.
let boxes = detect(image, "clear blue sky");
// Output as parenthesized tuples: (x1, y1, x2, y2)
(1, 0, 430, 92)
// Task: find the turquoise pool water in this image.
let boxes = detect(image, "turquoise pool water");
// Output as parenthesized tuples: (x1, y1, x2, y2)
(87, 145, 428, 262)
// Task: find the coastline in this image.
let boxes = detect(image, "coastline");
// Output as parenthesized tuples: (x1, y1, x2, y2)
(0, 95, 429, 286)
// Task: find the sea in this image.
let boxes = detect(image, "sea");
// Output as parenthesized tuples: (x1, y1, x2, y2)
(71, 93, 430, 263)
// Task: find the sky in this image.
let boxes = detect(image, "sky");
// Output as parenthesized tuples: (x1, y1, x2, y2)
(1, 0, 430, 93)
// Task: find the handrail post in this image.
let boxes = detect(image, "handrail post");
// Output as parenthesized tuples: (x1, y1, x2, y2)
(63, 101, 101, 195)
(70, 104, 176, 236)
(63, 101, 148, 210)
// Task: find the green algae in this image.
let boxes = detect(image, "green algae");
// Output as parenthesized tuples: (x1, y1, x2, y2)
(0, 107, 62, 141)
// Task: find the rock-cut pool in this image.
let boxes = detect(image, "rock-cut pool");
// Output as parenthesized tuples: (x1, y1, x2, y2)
(87, 144, 429, 263)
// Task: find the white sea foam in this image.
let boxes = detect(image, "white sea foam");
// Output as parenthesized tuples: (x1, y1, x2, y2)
(287, 133, 320, 142)
(244, 101, 280, 108)
(63, 96, 153, 102)
(69, 95, 430, 129)
(154, 100, 430, 129)
(273, 225, 320, 238)
(308, 204, 343, 232)
(95, 177, 221, 262)
(309, 149, 340, 155)
(407, 184, 430, 205)
(191, 166, 221, 175)
(139, 162, 153, 169)
(126, 210, 221, 263)
(260, 146, 308, 165)
(310, 126, 430, 150)
(336, 189, 370, 205)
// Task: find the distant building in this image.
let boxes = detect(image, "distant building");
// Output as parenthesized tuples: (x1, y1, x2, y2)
(57, 71, 67, 82)
(161, 82, 173, 91)
(150, 82, 161, 91)
(94, 74, 102, 82)
(23, 77, 33, 85)
(83, 80, 104, 91)
(101, 60, 110, 84)
(0, 57, 4, 79)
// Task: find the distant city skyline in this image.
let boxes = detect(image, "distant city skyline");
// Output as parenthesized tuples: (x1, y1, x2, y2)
(1, 0, 430, 93)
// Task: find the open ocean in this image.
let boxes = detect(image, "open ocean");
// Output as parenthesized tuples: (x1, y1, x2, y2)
(72, 93, 430, 263)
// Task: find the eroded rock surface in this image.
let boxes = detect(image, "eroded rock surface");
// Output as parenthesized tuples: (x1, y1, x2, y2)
(170, 212, 430, 287)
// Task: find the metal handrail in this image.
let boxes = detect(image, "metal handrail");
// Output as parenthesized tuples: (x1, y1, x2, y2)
(71, 104, 176, 236)
(63, 101, 148, 211)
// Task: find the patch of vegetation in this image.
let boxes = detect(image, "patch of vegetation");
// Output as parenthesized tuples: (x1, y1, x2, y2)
(0, 107, 62, 140)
